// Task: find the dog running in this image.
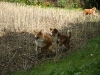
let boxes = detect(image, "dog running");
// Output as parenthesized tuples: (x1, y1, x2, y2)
(83, 7, 96, 15)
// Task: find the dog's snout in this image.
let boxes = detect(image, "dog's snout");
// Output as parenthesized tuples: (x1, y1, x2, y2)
(34, 35, 37, 37)
(34, 35, 38, 39)
(50, 33, 52, 36)
(35, 37, 39, 39)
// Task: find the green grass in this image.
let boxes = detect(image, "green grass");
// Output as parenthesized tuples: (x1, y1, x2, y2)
(12, 36, 100, 75)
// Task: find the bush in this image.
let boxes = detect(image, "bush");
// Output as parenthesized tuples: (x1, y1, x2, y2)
(57, 0, 67, 8)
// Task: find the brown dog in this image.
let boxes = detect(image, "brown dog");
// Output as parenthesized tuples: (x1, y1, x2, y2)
(50, 28, 71, 53)
(83, 7, 96, 15)
(34, 30, 52, 58)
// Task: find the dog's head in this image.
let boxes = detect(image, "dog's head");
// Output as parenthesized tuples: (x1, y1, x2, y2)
(50, 28, 58, 36)
(92, 7, 96, 11)
(34, 30, 43, 39)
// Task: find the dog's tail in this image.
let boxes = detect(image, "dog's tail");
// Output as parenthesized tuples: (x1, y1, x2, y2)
(67, 30, 71, 39)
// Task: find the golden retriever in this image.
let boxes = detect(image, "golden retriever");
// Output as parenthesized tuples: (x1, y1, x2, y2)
(83, 7, 96, 15)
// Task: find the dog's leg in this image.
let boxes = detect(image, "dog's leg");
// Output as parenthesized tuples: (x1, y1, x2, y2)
(93, 13, 99, 17)
(44, 45, 52, 59)
(53, 45, 59, 62)
(43, 50, 47, 59)
(35, 46, 38, 54)
(65, 43, 71, 54)
(37, 48, 44, 59)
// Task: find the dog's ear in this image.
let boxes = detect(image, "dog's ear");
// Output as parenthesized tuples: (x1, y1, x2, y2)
(40, 29, 42, 32)
(54, 28, 58, 33)
(50, 28, 52, 31)
(39, 30, 42, 34)
(92, 7, 96, 10)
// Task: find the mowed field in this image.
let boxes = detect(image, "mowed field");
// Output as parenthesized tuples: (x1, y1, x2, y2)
(0, 2, 100, 75)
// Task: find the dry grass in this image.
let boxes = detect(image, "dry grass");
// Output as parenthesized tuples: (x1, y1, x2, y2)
(0, 2, 99, 34)
(0, 2, 85, 34)
(0, 2, 100, 75)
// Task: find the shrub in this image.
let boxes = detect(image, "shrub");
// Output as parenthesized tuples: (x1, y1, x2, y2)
(57, 0, 67, 8)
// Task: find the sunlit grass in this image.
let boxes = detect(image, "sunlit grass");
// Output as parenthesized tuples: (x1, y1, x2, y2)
(0, 2, 99, 35)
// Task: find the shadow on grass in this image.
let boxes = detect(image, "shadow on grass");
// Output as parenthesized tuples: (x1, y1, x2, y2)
(0, 30, 56, 75)
(0, 31, 37, 75)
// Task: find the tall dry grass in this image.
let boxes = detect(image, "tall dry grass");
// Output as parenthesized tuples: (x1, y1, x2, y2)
(0, 2, 85, 34)
(0, 2, 100, 75)
(0, 2, 100, 49)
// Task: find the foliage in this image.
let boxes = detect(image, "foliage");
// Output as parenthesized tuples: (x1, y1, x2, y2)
(57, 0, 67, 8)
(0, 0, 99, 9)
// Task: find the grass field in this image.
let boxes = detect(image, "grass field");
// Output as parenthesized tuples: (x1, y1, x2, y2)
(12, 36, 100, 75)
(0, 2, 100, 75)
(0, 2, 99, 34)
